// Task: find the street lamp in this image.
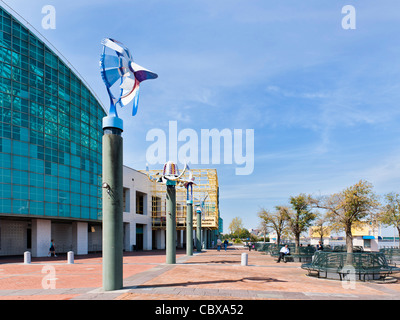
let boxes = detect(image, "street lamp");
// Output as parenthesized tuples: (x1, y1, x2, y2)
(195, 206, 202, 252)
(99, 38, 157, 291)
(179, 165, 196, 256)
(147, 161, 187, 264)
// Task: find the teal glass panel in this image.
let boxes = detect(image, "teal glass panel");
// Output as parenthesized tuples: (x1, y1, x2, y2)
(30, 201, 44, 215)
(12, 170, 28, 185)
(29, 187, 44, 202)
(45, 188, 57, 202)
(0, 168, 11, 183)
(90, 196, 97, 208)
(20, 127, 29, 141)
(0, 122, 12, 138)
(0, 62, 11, 78)
(71, 192, 80, 206)
(71, 205, 80, 218)
(59, 203, 70, 217)
(45, 175, 57, 189)
(89, 185, 97, 197)
(0, 183, 11, 198)
(1, 138, 11, 153)
(81, 182, 89, 195)
(51, 162, 58, 176)
(71, 167, 80, 181)
(0, 199, 12, 213)
(59, 177, 70, 191)
(12, 155, 28, 170)
(71, 155, 80, 168)
(45, 202, 57, 216)
(45, 107, 57, 122)
(81, 206, 89, 219)
(0, 92, 11, 109)
(90, 208, 97, 220)
(0, 47, 12, 64)
(0, 108, 12, 125)
(12, 140, 29, 156)
(29, 144, 37, 158)
(71, 180, 80, 193)
(81, 194, 89, 207)
(81, 170, 89, 182)
(12, 199, 28, 214)
(58, 164, 69, 178)
(29, 172, 44, 188)
(13, 185, 28, 199)
(30, 158, 44, 173)
(58, 191, 69, 205)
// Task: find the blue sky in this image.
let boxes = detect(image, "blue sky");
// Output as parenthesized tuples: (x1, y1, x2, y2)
(3, 0, 400, 235)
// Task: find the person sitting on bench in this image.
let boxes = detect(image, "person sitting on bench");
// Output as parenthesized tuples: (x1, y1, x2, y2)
(277, 245, 290, 263)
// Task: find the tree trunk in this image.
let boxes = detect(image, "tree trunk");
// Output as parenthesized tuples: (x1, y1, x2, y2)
(345, 224, 353, 265)
(397, 227, 400, 248)
(346, 226, 353, 253)
(295, 234, 300, 254)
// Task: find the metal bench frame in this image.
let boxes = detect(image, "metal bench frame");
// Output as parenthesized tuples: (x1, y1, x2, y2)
(301, 251, 400, 281)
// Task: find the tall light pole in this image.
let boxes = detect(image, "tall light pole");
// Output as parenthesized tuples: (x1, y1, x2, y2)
(182, 166, 195, 256)
(147, 162, 187, 264)
(196, 207, 202, 252)
(99, 38, 157, 290)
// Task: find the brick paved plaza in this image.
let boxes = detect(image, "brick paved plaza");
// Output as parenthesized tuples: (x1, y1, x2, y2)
(0, 246, 399, 301)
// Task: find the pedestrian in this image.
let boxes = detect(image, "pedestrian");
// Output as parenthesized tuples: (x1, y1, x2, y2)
(276, 244, 290, 263)
(48, 239, 57, 257)
(248, 241, 252, 251)
(217, 238, 222, 251)
(223, 239, 228, 251)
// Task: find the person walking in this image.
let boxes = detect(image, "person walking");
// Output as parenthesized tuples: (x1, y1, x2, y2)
(217, 238, 222, 251)
(48, 239, 57, 257)
(223, 239, 228, 252)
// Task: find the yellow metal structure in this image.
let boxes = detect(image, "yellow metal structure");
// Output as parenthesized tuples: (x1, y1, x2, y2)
(141, 168, 220, 231)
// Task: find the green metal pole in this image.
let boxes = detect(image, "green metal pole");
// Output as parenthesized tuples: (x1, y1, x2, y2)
(186, 200, 193, 256)
(166, 182, 176, 264)
(102, 128, 123, 291)
(196, 210, 202, 252)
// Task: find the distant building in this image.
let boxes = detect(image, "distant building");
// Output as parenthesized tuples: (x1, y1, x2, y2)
(309, 226, 331, 246)
(351, 222, 379, 252)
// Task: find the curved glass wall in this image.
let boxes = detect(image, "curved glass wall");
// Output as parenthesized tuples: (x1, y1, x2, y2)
(0, 6, 106, 221)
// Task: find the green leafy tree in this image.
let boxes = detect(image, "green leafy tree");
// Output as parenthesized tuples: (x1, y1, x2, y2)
(286, 194, 317, 251)
(309, 180, 380, 253)
(228, 217, 244, 235)
(379, 192, 400, 245)
(258, 206, 287, 245)
(313, 214, 331, 243)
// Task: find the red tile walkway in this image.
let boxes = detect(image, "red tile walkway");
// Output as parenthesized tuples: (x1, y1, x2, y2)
(0, 247, 399, 300)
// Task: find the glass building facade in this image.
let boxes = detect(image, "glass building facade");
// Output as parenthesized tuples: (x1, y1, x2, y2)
(0, 6, 106, 221)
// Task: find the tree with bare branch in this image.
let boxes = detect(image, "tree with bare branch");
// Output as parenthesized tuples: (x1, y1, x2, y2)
(285, 193, 317, 251)
(379, 192, 400, 246)
(309, 180, 380, 253)
(258, 206, 288, 246)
